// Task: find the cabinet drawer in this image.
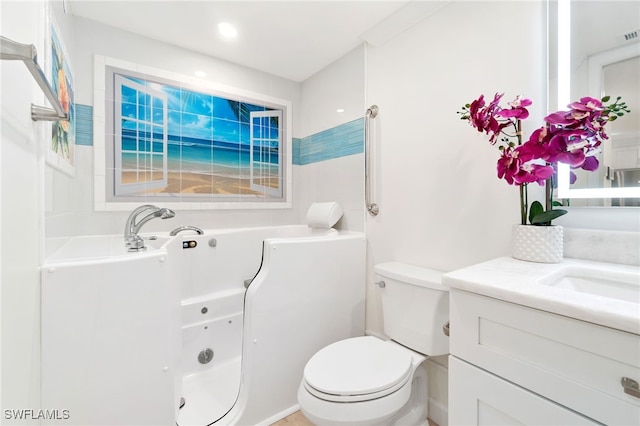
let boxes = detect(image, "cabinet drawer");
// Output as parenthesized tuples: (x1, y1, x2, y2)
(450, 290, 640, 426)
(450, 356, 600, 425)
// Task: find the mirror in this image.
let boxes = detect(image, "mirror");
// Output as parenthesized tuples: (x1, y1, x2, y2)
(552, 0, 640, 206)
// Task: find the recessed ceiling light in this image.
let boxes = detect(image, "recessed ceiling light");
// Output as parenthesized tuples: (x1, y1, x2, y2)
(194, 71, 207, 77)
(218, 22, 237, 39)
(336, 108, 345, 113)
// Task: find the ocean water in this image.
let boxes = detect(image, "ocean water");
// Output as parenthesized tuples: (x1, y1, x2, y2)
(121, 130, 279, 173)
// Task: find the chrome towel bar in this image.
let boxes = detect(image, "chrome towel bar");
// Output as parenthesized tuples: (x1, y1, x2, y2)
(1, 35, 69, 121)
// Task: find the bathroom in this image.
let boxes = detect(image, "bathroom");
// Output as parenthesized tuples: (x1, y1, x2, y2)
(1, 0, 638, 425)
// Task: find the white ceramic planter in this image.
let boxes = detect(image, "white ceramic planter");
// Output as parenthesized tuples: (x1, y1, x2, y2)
(512, 224, 564, 264)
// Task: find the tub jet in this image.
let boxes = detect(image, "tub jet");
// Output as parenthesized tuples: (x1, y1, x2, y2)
(198, 348, 214, 364)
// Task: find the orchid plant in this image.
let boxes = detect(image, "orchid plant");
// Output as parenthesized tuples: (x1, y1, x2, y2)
(459, 93, 629, 226)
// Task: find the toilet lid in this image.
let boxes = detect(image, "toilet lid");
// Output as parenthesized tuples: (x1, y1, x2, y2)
(303, 336, 413, 399)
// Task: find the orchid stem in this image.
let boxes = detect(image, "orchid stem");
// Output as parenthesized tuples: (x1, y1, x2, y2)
(517, 119, 528, 225)
(545, 178, 552, 212)
(520, 184, 528, 225)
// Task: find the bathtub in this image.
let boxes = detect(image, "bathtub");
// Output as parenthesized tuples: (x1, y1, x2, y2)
(179, 288, 244, 425)
(41, 225, 365, 426)
(171, 225, 366, 426)
(41, 235, 180, 426)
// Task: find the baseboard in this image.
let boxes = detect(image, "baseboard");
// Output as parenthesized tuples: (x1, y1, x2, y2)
(428, 396, 448, 426)
(259, 404, 300, 426)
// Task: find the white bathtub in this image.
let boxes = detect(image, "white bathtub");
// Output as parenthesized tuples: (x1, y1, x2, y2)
(41, 225, 365, 426)
(170, 225, 365, 425)
(41, 236, 180, 426)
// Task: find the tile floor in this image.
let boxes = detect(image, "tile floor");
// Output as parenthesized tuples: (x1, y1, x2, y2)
(271, 410, 439, 426)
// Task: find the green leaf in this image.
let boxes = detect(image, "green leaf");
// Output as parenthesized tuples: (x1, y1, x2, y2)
(601, 95, 611, 102)
(552, 200, 564, 207)
(528, 201, 544, 225)
(531, 209, 568, 225)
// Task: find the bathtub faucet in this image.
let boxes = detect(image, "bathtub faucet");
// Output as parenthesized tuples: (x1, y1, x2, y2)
(169, 225, 204, 236)
(124, 204, 175, 251)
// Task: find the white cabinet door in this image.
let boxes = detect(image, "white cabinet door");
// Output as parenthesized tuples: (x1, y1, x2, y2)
(449, 357, 601, 426)
(450, 289, 640, 425)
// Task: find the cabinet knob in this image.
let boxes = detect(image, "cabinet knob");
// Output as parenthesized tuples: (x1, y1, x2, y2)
(621, 377, 640, 398)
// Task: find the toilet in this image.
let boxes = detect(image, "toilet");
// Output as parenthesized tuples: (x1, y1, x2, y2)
(297, 262, 449, 426)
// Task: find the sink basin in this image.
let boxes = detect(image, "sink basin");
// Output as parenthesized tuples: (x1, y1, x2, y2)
(538, 265, 640, 303)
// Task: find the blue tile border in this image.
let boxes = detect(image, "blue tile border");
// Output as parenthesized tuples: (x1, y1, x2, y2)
(74, 103, 364, 166)
(293, 118, 364, 165)
(75, 104, 93, 146)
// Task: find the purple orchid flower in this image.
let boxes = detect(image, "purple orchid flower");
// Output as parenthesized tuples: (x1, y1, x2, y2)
(467, 93, 508, 144)
(497, 95, 532, 120)
(496, 145, 553, 186)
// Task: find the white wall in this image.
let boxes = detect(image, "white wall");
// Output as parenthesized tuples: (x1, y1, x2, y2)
(298, 46, 366, 232)
(45, 6, 304, 242)
(364, 3, 547, 422)
(44, 13, 367, 241)
(0, 1, 47, 419)
(365, 0, 548, 333)
(300, 45, 365, 138)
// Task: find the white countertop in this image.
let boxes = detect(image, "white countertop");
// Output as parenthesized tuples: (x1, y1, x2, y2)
(443, 257, 640, 335)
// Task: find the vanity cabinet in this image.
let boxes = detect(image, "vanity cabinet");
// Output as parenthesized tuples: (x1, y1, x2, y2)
(449, 289, 640, 426)
(449, 357, 600, 425)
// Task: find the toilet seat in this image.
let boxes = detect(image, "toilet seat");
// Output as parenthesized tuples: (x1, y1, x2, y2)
(302, 336, 413, 403)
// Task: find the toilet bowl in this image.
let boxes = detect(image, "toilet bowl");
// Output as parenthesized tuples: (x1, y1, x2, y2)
(297, 262, 449, 426)
(298, 336, 428, 426)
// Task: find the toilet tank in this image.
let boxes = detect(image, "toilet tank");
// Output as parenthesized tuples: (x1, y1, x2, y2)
(374, 262, 449, 356)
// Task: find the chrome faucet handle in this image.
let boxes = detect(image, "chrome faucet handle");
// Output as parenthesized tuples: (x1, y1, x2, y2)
(124, 205, 157, 238)
(169, 225, 204, 236)
(132, 208, 175, 235)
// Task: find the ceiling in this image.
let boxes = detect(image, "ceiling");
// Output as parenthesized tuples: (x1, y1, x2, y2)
(63, 0, 429, 82)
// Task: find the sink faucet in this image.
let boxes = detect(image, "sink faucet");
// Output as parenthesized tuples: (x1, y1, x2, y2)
(124, 204, 175, 251)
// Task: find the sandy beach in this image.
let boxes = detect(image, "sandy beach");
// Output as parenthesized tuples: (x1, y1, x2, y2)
(162, 171, 260, 194)
(121, 170, 278, 195)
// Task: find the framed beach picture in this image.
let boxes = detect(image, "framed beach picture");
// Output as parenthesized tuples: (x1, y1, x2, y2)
(94, 56, 292, 211)
(46, 16, 75, 176)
